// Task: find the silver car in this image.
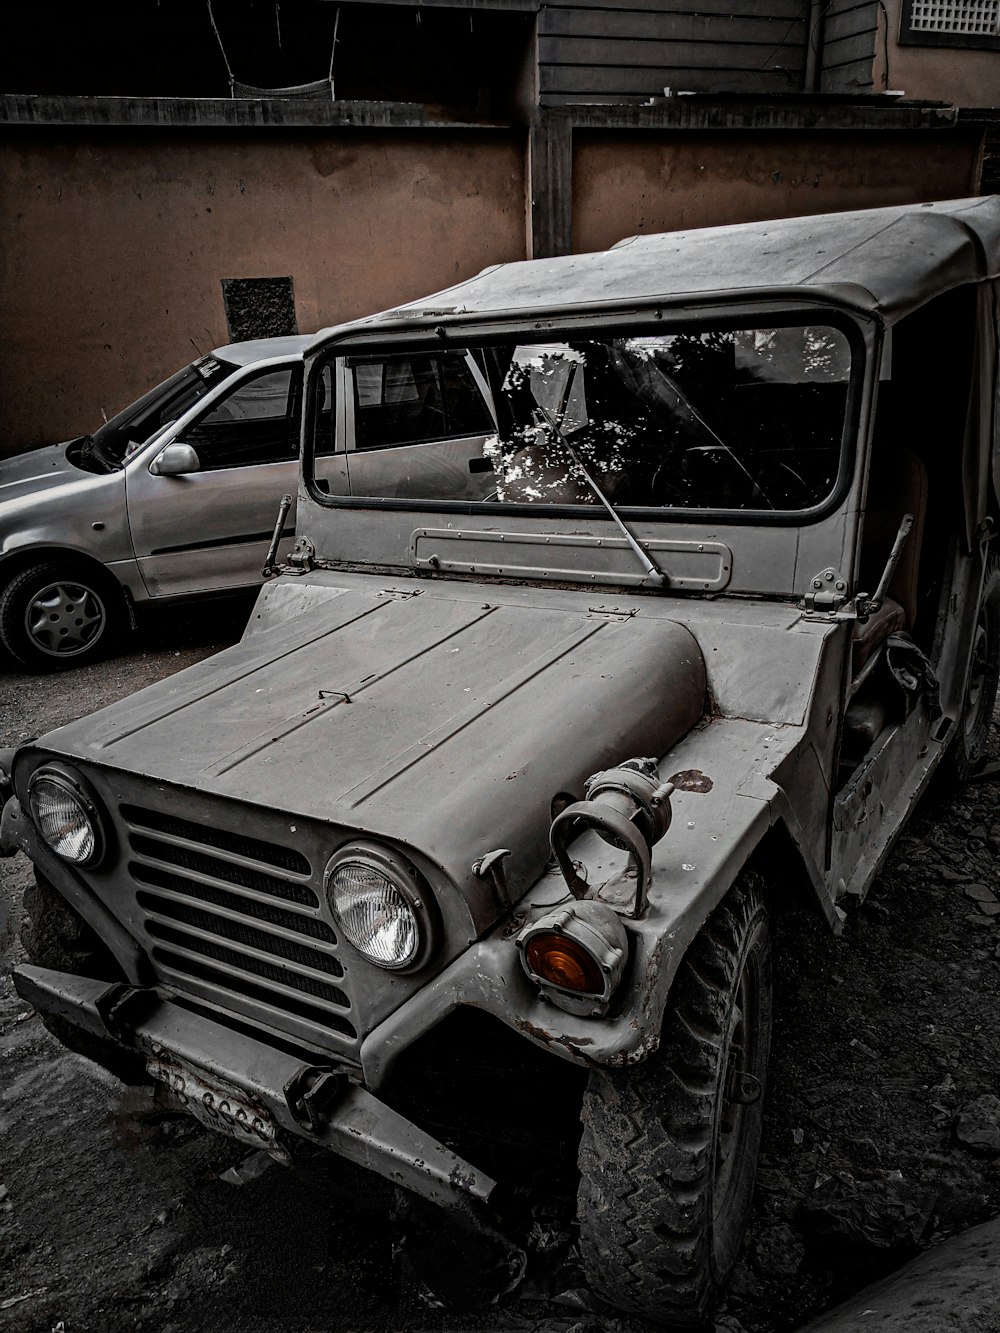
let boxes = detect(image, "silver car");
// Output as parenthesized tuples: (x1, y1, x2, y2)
(0, 336, 496, 669)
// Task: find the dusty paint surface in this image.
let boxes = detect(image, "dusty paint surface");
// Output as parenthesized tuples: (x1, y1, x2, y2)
(571, 130, 980, 252)
(0, 128, 525, 452)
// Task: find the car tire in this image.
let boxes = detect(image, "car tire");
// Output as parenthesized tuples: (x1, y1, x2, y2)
(20, 871, 147, 1085)
(941, 560, 1000, 786)
(576, 873, 772, 1327)
(0, 559, 122, 671)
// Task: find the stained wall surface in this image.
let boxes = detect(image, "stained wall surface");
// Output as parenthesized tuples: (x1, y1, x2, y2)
(571, 130, 982, 253)
(0, 128, 525, 451)
(876, 0, 1000, 104)
(1, 119, 988, 457)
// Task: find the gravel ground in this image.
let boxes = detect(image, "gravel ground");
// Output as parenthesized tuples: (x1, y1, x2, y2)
(1, 601, 999, 1333)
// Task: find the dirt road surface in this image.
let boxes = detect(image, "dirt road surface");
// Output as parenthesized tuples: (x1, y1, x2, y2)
(2, 599, 999, 1333)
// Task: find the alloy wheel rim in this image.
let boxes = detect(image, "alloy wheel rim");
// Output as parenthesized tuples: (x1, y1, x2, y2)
(24, 581, 105, 657)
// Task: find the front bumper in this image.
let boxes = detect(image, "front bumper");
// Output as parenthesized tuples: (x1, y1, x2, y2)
(14, 962, 518, 1249)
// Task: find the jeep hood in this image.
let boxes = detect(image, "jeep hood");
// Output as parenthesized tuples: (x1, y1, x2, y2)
(33, 586, 706, 910)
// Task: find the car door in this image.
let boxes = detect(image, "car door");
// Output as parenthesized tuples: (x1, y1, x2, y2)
(342, 352, 497, 501)
(127, 362, 344, 597)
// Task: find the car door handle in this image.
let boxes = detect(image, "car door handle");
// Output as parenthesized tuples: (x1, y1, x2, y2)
(468, 458, 493, 474)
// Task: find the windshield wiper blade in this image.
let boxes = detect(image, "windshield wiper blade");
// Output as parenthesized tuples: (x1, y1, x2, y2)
(534, 406, 667, 588)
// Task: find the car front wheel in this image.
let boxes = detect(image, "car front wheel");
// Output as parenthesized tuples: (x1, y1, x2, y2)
(576, 873, 772, 1327)
(0, 560, 121, 670)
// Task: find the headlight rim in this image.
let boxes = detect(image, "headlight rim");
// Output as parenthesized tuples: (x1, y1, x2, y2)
(324, 840, 437, 973)
(26, 762, 108, 868)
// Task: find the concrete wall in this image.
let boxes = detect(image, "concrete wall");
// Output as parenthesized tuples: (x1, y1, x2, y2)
(571, 130, 982, 252)
(0, 113, 987, 458)
(0, 128, 525, 451)
(876, 0, 1000, 103)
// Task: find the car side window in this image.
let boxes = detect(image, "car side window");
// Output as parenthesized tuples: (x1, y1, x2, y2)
(183, 366, 302, 470)
(351, 354, 492, 451)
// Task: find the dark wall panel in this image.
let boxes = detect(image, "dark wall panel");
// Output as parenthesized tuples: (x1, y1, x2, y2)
(821, 0, 879, 91)
(538, 1, 809, 104)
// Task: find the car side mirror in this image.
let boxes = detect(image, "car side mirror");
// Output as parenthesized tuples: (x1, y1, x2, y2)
(150, 442, 201, 476)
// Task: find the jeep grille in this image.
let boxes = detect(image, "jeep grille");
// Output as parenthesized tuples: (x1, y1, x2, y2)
(121, 804, 356, 1044)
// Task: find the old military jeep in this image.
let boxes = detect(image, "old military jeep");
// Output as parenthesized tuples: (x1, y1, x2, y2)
(5, 197, 1000, 1325)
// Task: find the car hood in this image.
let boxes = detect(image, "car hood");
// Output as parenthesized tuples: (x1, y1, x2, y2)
(0, 442, 98, 505)
(30, 585, 707, 914)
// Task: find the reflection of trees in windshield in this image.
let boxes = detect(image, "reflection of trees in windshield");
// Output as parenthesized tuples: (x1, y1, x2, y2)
(486, 327, 850, 512)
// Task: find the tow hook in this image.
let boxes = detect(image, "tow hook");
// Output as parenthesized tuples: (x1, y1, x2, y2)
(283, 1066, 345, 1131)
(96, 984, 157, 1042)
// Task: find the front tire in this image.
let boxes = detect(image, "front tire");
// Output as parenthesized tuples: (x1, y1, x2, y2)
(20, 871, 146, 1084)
(941, 560, 1000, 785)
(0, 559, 121, 670)
(577, 874, 771, 1327)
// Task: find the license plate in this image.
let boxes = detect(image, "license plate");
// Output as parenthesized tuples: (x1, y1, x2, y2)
(148, 1056, 278, 1151)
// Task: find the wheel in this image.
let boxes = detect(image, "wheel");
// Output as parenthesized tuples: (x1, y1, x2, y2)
(20, 871, 147, 1084)
(577, 874, 772, 1327)
(941, 560, 1000, 785)
(0, 559, 121, 670)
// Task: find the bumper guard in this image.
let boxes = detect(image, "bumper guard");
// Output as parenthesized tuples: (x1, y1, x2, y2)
(14, 963, 517, 1252)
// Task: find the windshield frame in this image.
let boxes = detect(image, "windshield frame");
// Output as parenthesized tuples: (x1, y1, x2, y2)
(301, 301, 868, 528)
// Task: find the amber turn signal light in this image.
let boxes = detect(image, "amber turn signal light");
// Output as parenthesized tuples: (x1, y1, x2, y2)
(516, 900, 629, 1017)
(525, 933, 605, 994)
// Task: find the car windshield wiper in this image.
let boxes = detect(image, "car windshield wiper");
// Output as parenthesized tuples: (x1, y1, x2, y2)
(67, 434, 114, 475)
(534, 405, 667, 587)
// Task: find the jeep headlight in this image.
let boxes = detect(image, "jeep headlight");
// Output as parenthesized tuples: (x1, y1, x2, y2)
(325, 844, 433, 971)
(27, 766, 105, 866)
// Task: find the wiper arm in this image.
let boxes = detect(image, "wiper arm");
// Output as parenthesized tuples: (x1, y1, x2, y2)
(534, 406, 667, 588)
(67, 434, 112, 475)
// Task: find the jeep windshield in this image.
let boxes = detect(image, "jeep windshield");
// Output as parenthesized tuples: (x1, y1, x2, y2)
(314, 319, 856, 517)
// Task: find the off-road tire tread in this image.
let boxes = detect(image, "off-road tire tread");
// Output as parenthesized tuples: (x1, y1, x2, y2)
(577, 873, 770, 1326)
(21, 872, 146, 1083)
(941, 558, 1000, 786)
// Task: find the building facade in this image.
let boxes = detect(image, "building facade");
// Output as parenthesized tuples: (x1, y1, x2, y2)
(2, 0, 998, 450)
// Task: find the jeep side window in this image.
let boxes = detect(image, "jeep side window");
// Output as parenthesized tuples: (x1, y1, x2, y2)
(182, 366, 302, 470)
(351, 354, 493, 451)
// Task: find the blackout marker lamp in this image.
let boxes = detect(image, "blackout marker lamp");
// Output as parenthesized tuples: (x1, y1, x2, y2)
(549, 757, 674, 919)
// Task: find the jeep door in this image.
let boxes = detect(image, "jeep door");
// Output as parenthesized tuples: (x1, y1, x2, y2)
(828, 283, 986, 897)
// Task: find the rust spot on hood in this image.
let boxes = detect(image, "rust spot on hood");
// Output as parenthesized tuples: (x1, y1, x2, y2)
(668, 768, 714, 794)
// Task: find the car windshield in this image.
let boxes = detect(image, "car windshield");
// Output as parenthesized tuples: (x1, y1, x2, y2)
(84, 355, 237, 470)
(476, 324, 853, 513)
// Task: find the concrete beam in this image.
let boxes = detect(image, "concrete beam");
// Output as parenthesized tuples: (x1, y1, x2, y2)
(527, 111, 573, 258)
(0, 94, 513, 132)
